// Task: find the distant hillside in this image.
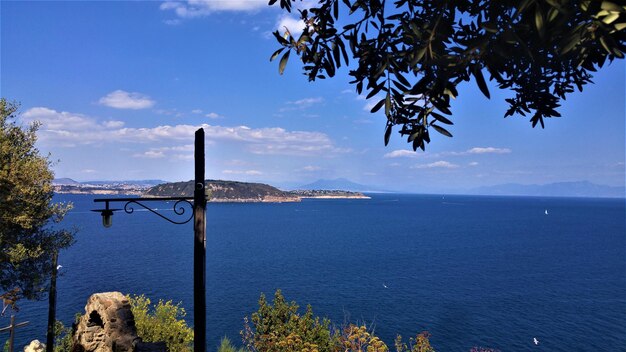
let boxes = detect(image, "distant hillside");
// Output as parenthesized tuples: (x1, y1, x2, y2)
(469, 181, 625, 198)
(53, 178, 81, 185)
(53, 178, 167, 187)
(83, 179, 167, 187)
(144, 180, 300, 202)
(298, 178, 385, 192)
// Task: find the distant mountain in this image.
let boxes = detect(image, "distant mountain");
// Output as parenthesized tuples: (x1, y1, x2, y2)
(469, 181, 625, 198)
(53, 178, 81, 185)
(297, 178, 386, 192)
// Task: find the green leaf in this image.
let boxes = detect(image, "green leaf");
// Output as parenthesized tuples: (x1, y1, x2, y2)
(431, 124, 453, 137)
(370, 98, 386, 113)
(535, 7, 544, 34)
(278, 50, 290, 75)
(615, 23, 626, 31)
(395, 72, 411, 87)
(599, 36, 612, 54)
(601, 1, 622, 11)
(430, 112, 453, 125)
(384, 124, 392, 146)
(273, 31, 289, 45)
(384, 93, 391, 117)
(603, 13, 620, 24)
(270, 48, 284, 62)
(412, 136, 420, 151)
(472, 65, 490, 99)
(366, 82, 384, 99)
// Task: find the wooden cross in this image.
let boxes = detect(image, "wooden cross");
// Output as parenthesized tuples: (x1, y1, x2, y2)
(0, 315, 30, 352)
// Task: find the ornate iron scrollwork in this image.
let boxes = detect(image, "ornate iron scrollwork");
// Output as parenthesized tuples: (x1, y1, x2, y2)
(93, 197, 195, 226)
(123, 199, 194, 224)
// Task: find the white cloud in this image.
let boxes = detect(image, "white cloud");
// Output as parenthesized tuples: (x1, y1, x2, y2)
(103, 120, 125, 128)
(161, 0, 267, 18)
(134, 150, 165, 158)
(280, 97, 323, 112)
(301, 165, 321, 172)
(81, 169, 97, 174)
(23, 107, 344, 157)
(223, 169, 263, 175)
(22, 107, 98, 130)
(384, 150, 420, 158)
(363, 99, 379, 111)
(191, 109, 203, 114)
(466, 147, 511, 154)
(205, 112, 221, 119)
(132, 145, 193, 161)
(99, 90, 155, 110)
(174, 154, 194, 161)
(276, 14, 306, 37)
(154, 108, 181, 116)
(469, 161, 479, 166)
(411, 161, 459, 169)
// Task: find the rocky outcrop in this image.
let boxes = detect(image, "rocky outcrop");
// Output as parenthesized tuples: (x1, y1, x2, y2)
(72, 292, 140, 352)
(24, 340, 46, 352)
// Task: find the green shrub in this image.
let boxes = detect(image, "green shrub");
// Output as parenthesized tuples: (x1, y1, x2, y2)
(53, 319, 74, 352)
(217, 336, 245, 352)
(242, 289, 339, 352)
(128, 294, 194, 352)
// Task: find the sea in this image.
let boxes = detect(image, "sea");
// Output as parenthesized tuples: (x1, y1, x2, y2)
(4, 194, 625, 352)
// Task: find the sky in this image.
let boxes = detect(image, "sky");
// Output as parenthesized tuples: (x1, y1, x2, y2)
(1, 1, 624, 193)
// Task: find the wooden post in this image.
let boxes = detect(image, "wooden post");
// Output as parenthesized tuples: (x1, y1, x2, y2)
(0, 315, 29, 352)
(46, 251, 58, 352)
(8, 315, 15, 352)
(193, 128, 206, 352)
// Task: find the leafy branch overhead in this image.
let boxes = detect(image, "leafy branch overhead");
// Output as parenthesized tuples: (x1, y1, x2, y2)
(270, 0, 626, 151)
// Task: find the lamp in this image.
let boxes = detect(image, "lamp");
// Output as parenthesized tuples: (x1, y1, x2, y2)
(91, 202, 119, 228)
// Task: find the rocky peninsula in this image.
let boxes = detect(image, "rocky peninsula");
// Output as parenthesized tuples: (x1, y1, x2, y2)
(144, 180, 369, 202)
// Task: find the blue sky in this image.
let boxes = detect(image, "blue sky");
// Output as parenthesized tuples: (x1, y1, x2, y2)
(2, 1, 624, 192)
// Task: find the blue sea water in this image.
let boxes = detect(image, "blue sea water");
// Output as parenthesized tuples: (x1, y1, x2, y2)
(4, 194, 625, 351)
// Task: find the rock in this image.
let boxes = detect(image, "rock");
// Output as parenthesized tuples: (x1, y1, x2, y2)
(24, 340, 45, 352)
(72, 292, 140, 352)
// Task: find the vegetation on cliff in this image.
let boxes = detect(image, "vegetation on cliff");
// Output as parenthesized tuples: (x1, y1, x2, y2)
(241, 289, 436, 352)
(144, 180, 299, 202)
(128, 294, 194, 352)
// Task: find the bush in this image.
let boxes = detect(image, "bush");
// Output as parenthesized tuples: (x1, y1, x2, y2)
(241, 289, 436, 352)
(241, 289, 339, 352)
(53, 319, 74, 352)
(128, 294, 194, 352)
(217, 337, 245, 352)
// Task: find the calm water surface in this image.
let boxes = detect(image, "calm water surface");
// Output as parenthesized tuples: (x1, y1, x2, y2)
(6, 194, 626, 351)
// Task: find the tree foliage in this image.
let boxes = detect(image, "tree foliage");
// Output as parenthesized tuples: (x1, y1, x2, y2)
(241, 290, 438, 352)
(241, 289, 338, 352)
(270, 0, 626, 150)
(127, 294, 194, 352)
(0, 98, 74, 305)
